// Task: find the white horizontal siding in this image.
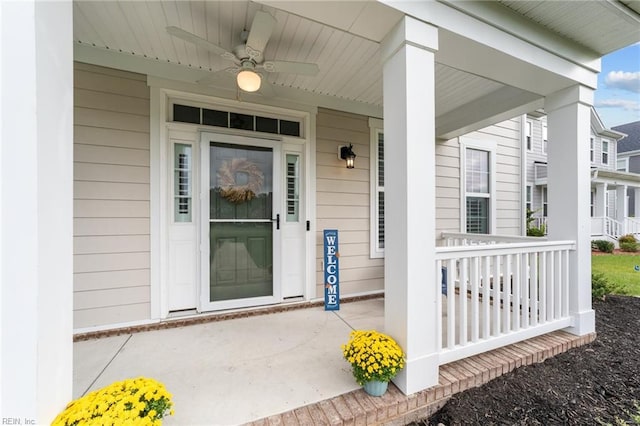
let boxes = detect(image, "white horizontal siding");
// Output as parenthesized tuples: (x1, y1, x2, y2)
(436, 138, 461, 237)
(75, 269, 150, 292)
(438, 117, 524, 238)
(315, 108, 383, 298)
(73, 62, 151, 329)
(467, 118, 523, 235)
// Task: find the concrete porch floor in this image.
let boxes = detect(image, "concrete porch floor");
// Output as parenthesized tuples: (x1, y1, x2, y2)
(73, 297, 595, 425)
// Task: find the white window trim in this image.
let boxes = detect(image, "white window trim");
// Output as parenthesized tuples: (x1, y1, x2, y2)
(617, 157, 629, 172)
(590, 138, 594, 163)
(369, 117, 384, 258)
(460, 137, 497, 234)
(602, 140, 609, 165)
(526, 184, 532, 212)
(526, 120, 532, 151)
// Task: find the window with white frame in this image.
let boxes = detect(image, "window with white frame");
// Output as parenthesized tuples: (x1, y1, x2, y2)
(542, 124, 548, 153)
(526, 120, 532, 151)
(617, 158, 628, 172)
(526, 185, 532, 212)
(602, 140, 609, 164)
(462, 139, 496, 234)
(590, 190, 595, 217)
(174, 143, 192, 222)
(369, 118, 384, 257)
(590, 138, 594, 162)
(542, 187, 548, 217)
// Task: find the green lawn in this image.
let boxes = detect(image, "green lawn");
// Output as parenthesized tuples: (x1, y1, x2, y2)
(592, 254, 640, 296)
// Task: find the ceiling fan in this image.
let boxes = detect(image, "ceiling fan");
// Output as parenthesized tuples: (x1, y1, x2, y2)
(167, 10, 320, 93)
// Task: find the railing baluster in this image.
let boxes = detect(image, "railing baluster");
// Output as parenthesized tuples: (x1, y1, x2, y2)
(521, 252, 529, 329)
(547, 251, 555, 321)
(471, 257, 479, 343)
(436, 259, 443, 352)
(504, 254, 511, 333)
(492, 255, 501, 336)
(552, 251, 560, 320)
(530, 252, 538, 327)
(563, 249, 570, 317)
(539, 251, 547, 323)
(482, 255, 491, 339)
(513, 254, 521, 331)
(447, 259, 455, 349)
(460, 258, 468, 346)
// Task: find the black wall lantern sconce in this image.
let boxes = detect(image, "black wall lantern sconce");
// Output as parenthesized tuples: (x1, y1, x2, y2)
(339, 144, 356, 169)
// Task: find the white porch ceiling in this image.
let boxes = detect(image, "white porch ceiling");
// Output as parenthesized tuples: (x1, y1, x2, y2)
(72, 1, 511, 119)
(497, 0, 640, 55)
(73, 1, 640, 136)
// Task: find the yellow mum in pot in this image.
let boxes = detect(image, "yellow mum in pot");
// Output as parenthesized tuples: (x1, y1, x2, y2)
(342, 330, 405, 386)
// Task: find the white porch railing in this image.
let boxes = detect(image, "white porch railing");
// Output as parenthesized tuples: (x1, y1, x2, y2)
(441, 232, 546, 246)
(435, 239, 574, 365)
(625, 217, 640, 236)
(531, 216, 547, 231)
(591, 216, 624, 239)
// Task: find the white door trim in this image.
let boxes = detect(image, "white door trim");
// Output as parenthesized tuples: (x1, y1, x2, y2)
(199, 132, 283, 312)
(151, 86, 317, 319)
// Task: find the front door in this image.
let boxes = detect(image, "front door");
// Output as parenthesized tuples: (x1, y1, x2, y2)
(200, 133, 281, 311)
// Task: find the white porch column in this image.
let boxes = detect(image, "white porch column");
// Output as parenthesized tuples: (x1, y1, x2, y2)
(594, 184, 606, 217)
(545, 85, 595, 336)
(616, 185, 628, 233)
(381, 17, 439, 394)
(594, 183, 607, 234)
(1, 1, 73, 422)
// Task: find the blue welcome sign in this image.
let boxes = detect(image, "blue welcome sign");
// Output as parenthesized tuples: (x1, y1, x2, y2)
(323, 229, 340, 310)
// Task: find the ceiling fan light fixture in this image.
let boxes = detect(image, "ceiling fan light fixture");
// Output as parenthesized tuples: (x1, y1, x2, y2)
(237, 69, 261, 92)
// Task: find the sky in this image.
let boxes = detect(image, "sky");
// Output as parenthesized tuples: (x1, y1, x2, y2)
(594, 42, 640, 128)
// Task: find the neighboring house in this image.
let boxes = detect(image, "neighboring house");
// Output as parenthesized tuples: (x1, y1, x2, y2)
(524, 109, 637, 242)
(4, 1, 640, 422)
(614, 120, 640, 217)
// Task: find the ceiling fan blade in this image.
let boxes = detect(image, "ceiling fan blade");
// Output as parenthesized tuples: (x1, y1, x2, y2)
(166, 26, 236, 61)
(245, 11, 276, 62)
(261, 61, 319, 76)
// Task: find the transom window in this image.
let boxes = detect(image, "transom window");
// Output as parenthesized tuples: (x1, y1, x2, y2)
(172, 103, 301, 137)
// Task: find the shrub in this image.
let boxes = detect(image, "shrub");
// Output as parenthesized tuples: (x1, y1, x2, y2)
(527, 226, 545, 237)
(592, 273, 612, 301)
(592, 240, 614, 253)
(620, 241, 639, 252)
(592, 272, 628, 301)
(52, 377, 174, 426)
(619, 234, 637, 244)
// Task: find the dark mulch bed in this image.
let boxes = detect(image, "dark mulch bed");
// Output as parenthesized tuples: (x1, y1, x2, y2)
(416, 295, 640, 425)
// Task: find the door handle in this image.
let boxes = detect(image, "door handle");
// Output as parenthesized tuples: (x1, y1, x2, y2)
(272, 214, 280, 230)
